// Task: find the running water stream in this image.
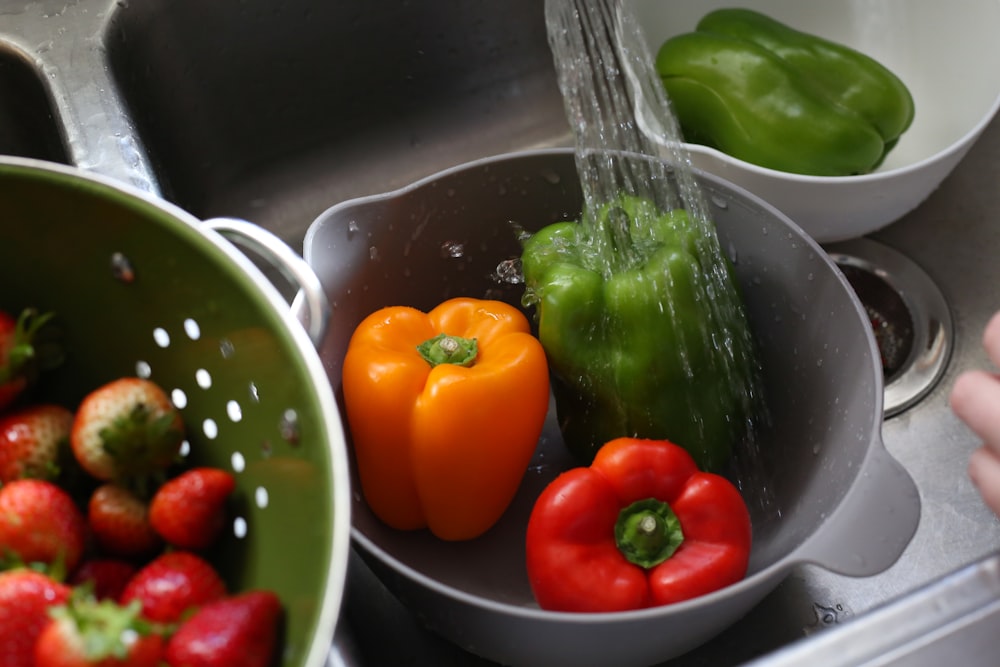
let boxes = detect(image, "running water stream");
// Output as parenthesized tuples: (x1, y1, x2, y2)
(541, 0, 774, 509)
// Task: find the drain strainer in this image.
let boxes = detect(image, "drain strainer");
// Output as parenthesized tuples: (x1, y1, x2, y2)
(825, 238, 953, 418)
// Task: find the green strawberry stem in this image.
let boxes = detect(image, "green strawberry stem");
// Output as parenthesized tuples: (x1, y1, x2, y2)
(0, 548, 68, 581)
(0, 308, 57, 384)
(50, 591, 158, 660)
(100, 404, 183, 495)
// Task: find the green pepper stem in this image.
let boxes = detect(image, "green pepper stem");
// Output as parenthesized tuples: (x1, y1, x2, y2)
(416, 333, 478, 368)
(614, 498, 684, 568)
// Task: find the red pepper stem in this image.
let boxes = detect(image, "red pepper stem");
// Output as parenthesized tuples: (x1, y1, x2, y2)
(614, 498, 684, 569)
(416, 333, 478, 368)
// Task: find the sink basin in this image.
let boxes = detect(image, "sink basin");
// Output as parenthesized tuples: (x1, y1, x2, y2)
(103, 0, 571, 246)
(2, 1, 999, 665)
(0, 46, 68, 163)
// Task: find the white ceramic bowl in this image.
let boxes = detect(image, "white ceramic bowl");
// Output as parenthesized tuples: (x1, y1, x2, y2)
(626, 0, 1000, 242)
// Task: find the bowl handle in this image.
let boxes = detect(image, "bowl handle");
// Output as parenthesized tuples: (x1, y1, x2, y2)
(795, 439, 921, 577)
(203, 217, 330, 348)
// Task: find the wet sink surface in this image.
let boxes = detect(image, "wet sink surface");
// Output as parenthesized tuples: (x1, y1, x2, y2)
(4, 1, 1000, 664)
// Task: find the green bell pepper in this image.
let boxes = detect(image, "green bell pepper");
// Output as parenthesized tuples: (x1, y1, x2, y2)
(521, 195, 762, 471)
(654, 8, 915, 176)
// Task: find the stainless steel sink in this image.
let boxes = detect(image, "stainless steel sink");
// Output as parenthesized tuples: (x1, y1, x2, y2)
(102, 0, 571, 247)
(4, 1, 999, 664)
(0, 47, 67, 163)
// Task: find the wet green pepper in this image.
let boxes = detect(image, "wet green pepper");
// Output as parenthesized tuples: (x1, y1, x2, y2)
(520, 195, 761, 471)
(655, 8, 915, 176)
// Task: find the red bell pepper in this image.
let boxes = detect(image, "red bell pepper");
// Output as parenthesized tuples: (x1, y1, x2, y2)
(525, 437, 751, 612)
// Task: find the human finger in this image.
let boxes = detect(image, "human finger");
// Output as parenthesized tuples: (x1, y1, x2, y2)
(951, 369, 1000, 453)
(982, 311, 1000, 369)
(969, 447, 1000, 518)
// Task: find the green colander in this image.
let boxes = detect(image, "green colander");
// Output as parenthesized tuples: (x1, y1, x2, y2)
(0, 156, 352, 667)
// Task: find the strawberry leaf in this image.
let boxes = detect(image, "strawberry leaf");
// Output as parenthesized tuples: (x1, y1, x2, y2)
(0, 309, 58, 385)
(99, 404, 183, 479)
(50, 592, 155, 661)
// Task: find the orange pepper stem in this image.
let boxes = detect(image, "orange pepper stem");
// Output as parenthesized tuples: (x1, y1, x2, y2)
(416, 333, 478, 368)
(614, 498, 685, 568)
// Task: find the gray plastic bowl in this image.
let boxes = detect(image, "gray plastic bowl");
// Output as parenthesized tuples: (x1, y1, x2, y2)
(304, 149, 920, 667)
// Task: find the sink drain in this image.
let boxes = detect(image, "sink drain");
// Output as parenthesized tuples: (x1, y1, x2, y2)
(825, 238, 953, 418)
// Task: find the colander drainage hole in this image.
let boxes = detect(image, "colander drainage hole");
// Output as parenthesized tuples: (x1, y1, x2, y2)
(826, 238, 953, 418)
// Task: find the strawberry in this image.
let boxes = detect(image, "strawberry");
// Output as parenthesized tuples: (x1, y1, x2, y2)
(69, 559, 139, 602)
(71, 377, 184, 483)
(0, 569, 72, 667)
(34, 592, 164, 667)
(0, 403, 74, 483)
(149, 467, 235, 550)
(0, 308, 59, 412)
(87, 484, 161, 559)
(164, 590, 282, 667)
(0, 478, 87, 573)
(119, 551, 226, 623)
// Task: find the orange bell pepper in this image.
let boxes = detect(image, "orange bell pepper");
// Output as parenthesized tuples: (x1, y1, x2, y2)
(341, 297, 550, 541)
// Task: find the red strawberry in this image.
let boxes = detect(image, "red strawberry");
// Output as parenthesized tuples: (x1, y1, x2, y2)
(149, 467, 235, 550)
(69, 559, 139, 602)
(34, 593, 164, 667)
(0, 478, 87, 573)
(87, 484, 161, 559)
(0, 569, 72, 667)
(0, 308, 58, 412)
(71, 377, 184, 482)
(0, 403, 74, 483)
(119, 551, 226, 623)
(164, 590, 282, 667)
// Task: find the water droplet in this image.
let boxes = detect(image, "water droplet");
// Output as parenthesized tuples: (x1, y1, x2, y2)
(710, 195, 729, 210)
(440, 240, 465, 259)
(493, 258, 524, 285)
(806, 602, 845, 634)
(540, 170, 561, 185)
(111, 252, 135, 283)
(279, 409, 300, 444)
